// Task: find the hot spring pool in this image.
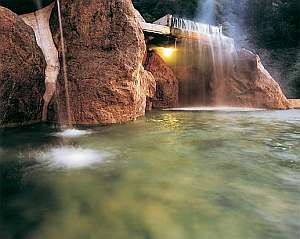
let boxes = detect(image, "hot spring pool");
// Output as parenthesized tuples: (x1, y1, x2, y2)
(0, 109, 299, 239)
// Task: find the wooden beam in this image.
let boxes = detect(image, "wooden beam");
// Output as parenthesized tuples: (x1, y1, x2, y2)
(141, 22, 234, 47)
(141, 22, 171, 35)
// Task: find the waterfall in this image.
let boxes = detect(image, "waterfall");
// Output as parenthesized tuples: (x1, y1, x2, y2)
(170, 17, 236, 106)
(174, 38, 213, 106)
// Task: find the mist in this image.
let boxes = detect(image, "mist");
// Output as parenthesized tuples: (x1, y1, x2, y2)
(197, 0, 215, 24)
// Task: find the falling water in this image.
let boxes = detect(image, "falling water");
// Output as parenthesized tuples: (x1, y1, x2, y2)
(56, 0, 72, 126)
(170, 16, 236, 106)
(174, 37, 213, 105)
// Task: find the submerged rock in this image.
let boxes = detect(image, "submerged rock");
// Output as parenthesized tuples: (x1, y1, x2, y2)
(223, 49, 291, 109)
(0, 7, 46, 127)
(144, 51, 179, 108)
(50, 0, 155, 124)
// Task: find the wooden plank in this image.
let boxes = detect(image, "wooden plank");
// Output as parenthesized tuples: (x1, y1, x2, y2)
(141, 22, 235, 47)
(141, 22, 171, 35)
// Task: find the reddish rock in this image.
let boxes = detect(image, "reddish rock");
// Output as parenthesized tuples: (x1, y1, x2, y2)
(289, 99, 300, 109)
(0, 7, 46, 127)
(144, 51, 178, 108)
(50, 0, 155, 124)
(222, 49, 291, 109)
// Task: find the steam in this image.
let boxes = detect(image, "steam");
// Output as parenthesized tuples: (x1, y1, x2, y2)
(197, 0, 248, 48)
(221, 1, 248, 49)
(37, 146, 110, 169)
(197, 0, 215, 24)
(53, 129, 92, 138)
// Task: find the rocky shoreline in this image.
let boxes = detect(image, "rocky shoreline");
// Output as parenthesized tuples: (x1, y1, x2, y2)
(0, 0, 294, 128)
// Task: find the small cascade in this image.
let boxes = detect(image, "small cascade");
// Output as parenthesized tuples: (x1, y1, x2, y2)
(56, 0, 72, 127)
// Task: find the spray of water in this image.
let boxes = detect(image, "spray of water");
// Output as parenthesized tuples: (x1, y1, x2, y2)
(37, 146, 110, 169)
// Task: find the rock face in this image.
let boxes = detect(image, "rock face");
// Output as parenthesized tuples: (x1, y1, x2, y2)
(222, 49, 291, 109)
(289, 99, 300, 109)
(144, 51, 178, 108)
(0, 7, 46, 127)
(50, 0, 155, 124)
(21, 3, 59, 121)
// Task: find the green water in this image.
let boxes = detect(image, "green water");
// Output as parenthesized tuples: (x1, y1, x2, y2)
(0, 110, 299, 239)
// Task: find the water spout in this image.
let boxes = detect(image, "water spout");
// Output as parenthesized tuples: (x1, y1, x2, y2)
(56, 0, 72, 127)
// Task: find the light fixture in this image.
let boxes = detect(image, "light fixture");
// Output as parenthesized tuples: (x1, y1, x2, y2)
(162, 47, 175, 57)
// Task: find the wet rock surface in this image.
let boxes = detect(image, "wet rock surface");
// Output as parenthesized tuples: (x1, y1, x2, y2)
(50, 0, 155, 124)
(289, 99, 300, 109)
(224, 49, 291, 109)
(144, 51, 178, 108)
(0, 7, 46, 127)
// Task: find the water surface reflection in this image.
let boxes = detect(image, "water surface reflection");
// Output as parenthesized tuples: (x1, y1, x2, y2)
(0, 110, 299, 239)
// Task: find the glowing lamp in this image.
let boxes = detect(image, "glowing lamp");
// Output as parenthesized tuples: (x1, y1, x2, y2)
(162, 48, 175, 57)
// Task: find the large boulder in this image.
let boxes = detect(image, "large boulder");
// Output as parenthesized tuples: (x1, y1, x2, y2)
(144, 50, 178, 108)
(49, 0, 155, 124)
(223, 49, 291, 109)
(0, 7, 46, 127)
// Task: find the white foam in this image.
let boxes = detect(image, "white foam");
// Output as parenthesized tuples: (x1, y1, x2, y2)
(53, 129, 92, 138)
(165, 107, 265, 112)
(37, 146, 109, 169)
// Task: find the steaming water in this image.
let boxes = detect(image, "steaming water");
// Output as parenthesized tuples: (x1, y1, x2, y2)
(169, 16, 236, 106)
(0, 110, 299, 239)
(37, 146, 108, 169)
(166, 107, 264, 112)
(53, 129, 92, 138)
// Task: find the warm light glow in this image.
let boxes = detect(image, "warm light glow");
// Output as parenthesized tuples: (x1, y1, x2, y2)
(162, 48, 175, 57)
